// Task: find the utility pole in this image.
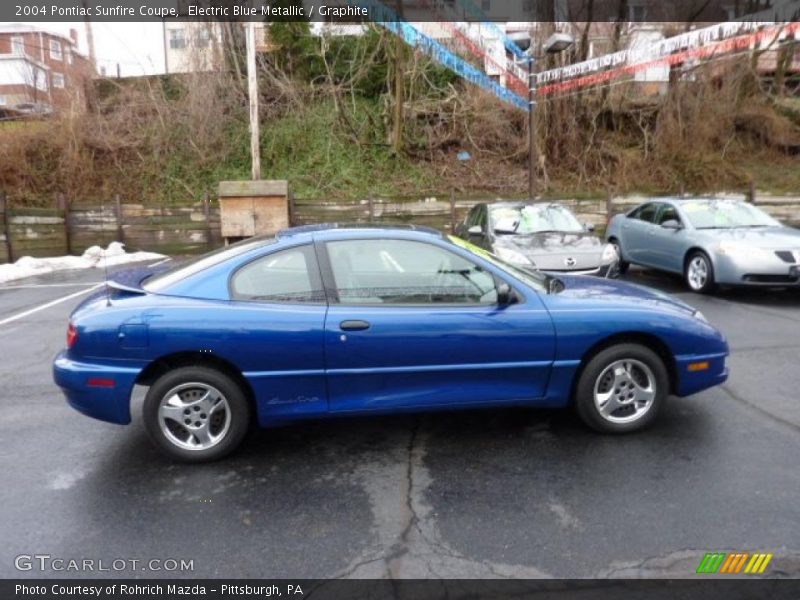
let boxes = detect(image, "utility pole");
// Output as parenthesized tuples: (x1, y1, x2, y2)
(391, 0, 405, 155)
(81, 0, 96, 71)
(162, 18, 169, 74)
(245, 21, 261, 181)
(528, 55, 536, 200)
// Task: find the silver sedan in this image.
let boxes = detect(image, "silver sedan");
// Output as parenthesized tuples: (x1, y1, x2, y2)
(606, 198, 800, 293)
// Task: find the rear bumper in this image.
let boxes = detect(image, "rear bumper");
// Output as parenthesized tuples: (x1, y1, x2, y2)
(52, 351, 142, 425)
(674, 351, 729, 397)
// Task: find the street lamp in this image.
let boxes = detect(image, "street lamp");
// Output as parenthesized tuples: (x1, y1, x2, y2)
(510, 30, 574, 200)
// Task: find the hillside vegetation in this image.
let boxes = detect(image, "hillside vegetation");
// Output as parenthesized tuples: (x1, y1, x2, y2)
(1, 24, 799, 207)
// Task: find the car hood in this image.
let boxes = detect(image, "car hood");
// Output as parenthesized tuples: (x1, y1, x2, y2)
(549, 273, 698, 316)
(495, 232, 604, 270)
(697, 226, 800, 249)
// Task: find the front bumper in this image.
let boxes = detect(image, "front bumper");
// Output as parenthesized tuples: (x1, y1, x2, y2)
(674, 351, 729, 397)
(53, 351, 142, 425)
(715, 253, 800, 286)
(543, 261, 619, 278)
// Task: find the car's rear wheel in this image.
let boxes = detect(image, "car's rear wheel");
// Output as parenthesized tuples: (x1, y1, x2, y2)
(143, 366, 250, 462)
(609, 238, 629, 275)
(575, 344, 668, 433)
(685, 251, 716, 293)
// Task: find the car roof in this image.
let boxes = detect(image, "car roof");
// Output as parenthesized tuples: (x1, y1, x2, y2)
(639, 196, 743, 205)
(484, 200, 573, 209)
(278, 223, 443, 240)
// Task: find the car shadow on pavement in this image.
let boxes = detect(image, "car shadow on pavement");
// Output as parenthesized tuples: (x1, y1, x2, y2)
(622, 267, 800, 307)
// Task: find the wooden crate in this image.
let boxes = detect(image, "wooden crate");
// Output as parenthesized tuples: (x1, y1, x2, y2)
(218, 181, 289, 239)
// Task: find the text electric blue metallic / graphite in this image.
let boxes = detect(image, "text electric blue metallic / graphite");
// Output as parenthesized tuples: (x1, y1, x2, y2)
(53, 225, 729, 461)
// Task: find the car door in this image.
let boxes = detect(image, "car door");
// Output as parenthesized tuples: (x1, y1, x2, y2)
(226, 244, 329, 421)
(622, 203, 660, 265)
(649, 203, 686, 273)
(318, 237, 556, 413)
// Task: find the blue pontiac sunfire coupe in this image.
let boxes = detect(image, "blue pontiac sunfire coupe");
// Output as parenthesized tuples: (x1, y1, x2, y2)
(54, 224, 729, 462)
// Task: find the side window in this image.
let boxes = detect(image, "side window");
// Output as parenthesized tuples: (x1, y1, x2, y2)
(631, 203, 659, 223)
(467, 206, 481, 228)
(230, 245, 324, 303)
(477, 206, 488, 232)
(656, 204, 681, 225)
(326, 239, 498, 305)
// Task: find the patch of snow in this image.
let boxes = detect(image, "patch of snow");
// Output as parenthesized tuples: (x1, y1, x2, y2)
(0, 242, 165, 285)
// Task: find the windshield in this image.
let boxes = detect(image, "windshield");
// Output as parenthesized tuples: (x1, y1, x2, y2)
(490, 204, 584, 234)
(447, 235, 549, 292)
(681, 200, 780, 229)
(144, 236, 276, 292)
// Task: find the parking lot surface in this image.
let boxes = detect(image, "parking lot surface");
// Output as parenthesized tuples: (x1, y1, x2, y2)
(1, 262, 798, 578)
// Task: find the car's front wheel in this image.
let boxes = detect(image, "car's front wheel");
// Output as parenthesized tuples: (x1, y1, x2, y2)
(575, 344, 668, 433)
(684, 251, 716, 293)
(143, 366, 250, 462)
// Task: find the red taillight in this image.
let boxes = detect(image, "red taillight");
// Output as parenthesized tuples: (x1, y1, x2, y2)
(67, 322, 78, 348)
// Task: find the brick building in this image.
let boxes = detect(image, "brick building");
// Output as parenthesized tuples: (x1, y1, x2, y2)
(0, 24, 95, 115)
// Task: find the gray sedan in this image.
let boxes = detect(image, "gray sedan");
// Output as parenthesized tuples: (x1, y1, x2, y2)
(606, 197, 800, 293)
(455, 201, 619, 277)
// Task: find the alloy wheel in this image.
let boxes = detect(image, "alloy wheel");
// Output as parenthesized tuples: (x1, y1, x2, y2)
(157, 382, 231, 451)
(593, 359, 657, 424)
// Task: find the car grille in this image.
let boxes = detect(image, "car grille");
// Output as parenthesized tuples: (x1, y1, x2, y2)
(774, 251, 797, 263)
(742, 274, 800, 284)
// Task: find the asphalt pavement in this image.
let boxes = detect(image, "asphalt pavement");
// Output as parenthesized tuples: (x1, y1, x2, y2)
(0, 262, 798, 579)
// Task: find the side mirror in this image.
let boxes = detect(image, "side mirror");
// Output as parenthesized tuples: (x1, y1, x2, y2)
(497, 282, 515, 306)
(661, 219, 682, 230)
(467, 225, 484, 237)
(584, 222, 596, 232)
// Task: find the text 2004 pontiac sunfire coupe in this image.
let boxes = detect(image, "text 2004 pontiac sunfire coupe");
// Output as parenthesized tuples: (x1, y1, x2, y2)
(54, 224, 729, 462)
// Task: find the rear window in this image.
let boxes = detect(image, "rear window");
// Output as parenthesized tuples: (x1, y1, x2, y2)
(144, 236, 276, 292)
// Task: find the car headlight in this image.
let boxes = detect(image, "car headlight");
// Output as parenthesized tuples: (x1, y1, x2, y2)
(601, 243, 619, 264)
(694, 310, 708, 322)
(495, 247, 535, 267)
(717, 242, 764, 257)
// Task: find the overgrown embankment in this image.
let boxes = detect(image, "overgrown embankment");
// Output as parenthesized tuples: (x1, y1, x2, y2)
(1, 25, 799, 206)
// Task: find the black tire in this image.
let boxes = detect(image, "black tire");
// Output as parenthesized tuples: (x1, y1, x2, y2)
(609, 238, 630, 275)
(684, 251, 716, 294)
(143, 366, 250, 462)
(575, 343, 668, 434)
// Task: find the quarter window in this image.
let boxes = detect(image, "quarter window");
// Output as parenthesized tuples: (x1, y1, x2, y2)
(230, 245, 324, 303)
(327, 239, 498, 305)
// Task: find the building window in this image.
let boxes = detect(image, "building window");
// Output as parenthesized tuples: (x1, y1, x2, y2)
(195, 27, 212, 49)
(53, 73, 65, 88)
(11, 36, 25, 56)
(34, 67, 48, 91)
(0, 96, 7, 106)
(628, 3, 647, 22)
(66, 47, 73, 65)
(50, 39, 63, 61)
(169, 28, 187, 50)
